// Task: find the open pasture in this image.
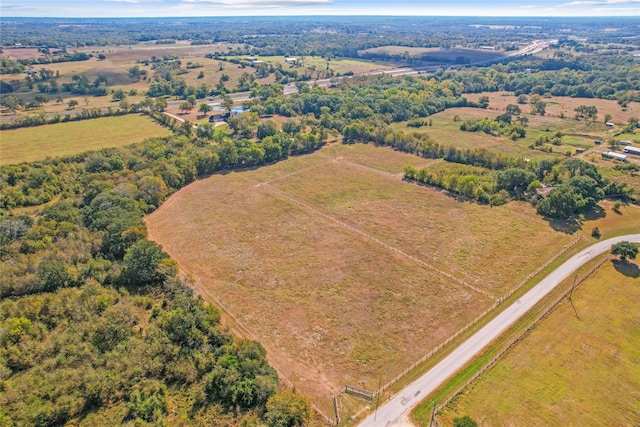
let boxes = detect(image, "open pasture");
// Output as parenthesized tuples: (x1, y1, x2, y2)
(391, 107, 563, 160)
(0, 114, 171, 165)
(78, 41, 248, 64)
(269, 154, 572, 295)
(146, 143, 580, 413)
(0, 47, 44, 60)
(257, 55, 391, 75)
(465, 92, 640, 125)
(437, 259, 640, 427)
(358, 46, 506, 63)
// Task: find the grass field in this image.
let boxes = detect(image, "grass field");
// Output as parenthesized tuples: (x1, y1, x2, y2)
(436, 259, 640, 427)
(391, 107, 563, 161)
(357, 46, 506, 63)
(464, 92, 640, 125)
(145, 142, 591, 415)
(0, 114, 171, 165)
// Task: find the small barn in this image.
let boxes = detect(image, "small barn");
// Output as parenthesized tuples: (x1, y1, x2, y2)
(602, 152, 627, 162)
(623, 146, 640, 156)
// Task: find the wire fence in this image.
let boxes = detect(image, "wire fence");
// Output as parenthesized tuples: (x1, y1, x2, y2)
(433, 254, 612, 416)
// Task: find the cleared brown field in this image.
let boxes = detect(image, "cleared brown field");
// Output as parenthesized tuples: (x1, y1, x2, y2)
(146, 159, 492, 414)
(437, 259, 640, 427)
(146, 143, 584, 415)
(0, 47, 43, 60)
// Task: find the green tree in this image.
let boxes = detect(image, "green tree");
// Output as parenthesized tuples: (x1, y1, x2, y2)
(496, 168, 536, 199)
(257, 120, 278, 139)
(222, 94, 234, 113)
(265, 392, 312, 427)
(37, 259, 71, 292)
(505, 104, 521, 115)
(112, 89, 126, 101)
(453, 415, 478, 427)
(67, 99, 78, 109)
(121, 239, 176, 287)
(536, 185, 586, 219)
(198, 103, 212, 115)
(611, 241, 638, 261)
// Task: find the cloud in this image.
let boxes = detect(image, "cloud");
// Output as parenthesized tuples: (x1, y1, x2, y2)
(559, 0, 640, 6)
(106, 0, 162, 3)
(181, 0, 332, 5)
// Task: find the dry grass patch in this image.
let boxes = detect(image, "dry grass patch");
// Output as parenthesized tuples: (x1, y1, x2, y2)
(437, 260, 640, 427)
(270, 153, 573, 294)
(332, 143, 438, 173)
(358, 47, 506, 63)
(0, 114, 171, 165)
(145, 143, 632, 416)
(146, 162, 490, 414)
(465, 92, 640, 125)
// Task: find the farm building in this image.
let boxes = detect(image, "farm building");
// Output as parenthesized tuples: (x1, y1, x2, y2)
(594, 140, 602, 145)
(605, 122, 615, 127)
(251, 60, 264, 65)
(245, 56, 257, 61)
(602, 152, 628, 162)
(620, 140, 632, 146)
(623, 146, 640, 156)
(208, 111, 239, 123)
(285, 57, 298, 63)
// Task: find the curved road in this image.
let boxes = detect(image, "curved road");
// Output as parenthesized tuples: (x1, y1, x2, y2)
(359, 234, 640, 427)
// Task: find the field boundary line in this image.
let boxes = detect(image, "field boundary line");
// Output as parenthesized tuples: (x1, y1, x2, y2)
(180, 275, 336, 425)
(261, 184, 496, 301)
(373, 235, 582, 397)
(333, 157, 404, 179)
(498, 235, 583, 303)
(433, 254, 612, 418)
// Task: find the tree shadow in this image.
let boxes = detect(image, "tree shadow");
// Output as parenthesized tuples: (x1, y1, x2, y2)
(583, 205, 606, 221)
(544, 217, 582, 235)
(612, 259, 640, 279)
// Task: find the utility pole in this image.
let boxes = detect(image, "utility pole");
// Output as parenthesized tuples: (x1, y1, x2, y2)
(374, 372, 382, 421)
(569, 273, 580, 320)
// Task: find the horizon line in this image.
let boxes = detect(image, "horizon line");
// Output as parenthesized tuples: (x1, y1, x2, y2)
(3, 14, 640, 19)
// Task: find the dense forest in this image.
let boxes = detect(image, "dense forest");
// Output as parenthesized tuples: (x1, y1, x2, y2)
(2, 16, 639, 54)
(0, 113, 326, 424)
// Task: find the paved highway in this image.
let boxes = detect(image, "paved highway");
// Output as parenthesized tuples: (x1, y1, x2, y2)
(358, 234, 640, 427)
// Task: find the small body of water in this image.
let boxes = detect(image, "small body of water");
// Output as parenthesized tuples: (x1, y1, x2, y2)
(213, 106, 247, 113)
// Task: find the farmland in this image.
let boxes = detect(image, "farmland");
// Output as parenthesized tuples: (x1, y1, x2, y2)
(465, 92, 640, 125)
(146, 142, 584, 414)
(0, 114, 171, 165)
(436, 258, 640, 427)
(358, 46, 506, 63)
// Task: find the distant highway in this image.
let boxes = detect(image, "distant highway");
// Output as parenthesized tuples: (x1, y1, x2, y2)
(165, 38, 555, 111)
(358, 234, 640, 427)
(1, 40, 553, 124)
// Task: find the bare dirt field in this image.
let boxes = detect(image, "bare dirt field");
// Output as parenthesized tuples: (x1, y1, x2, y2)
(146, 143, 581, 415)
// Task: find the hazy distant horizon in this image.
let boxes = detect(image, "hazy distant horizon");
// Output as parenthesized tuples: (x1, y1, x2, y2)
(2, 0, 639, 19)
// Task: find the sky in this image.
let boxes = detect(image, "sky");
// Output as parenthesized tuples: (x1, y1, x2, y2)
(1, 0, 639, 18)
